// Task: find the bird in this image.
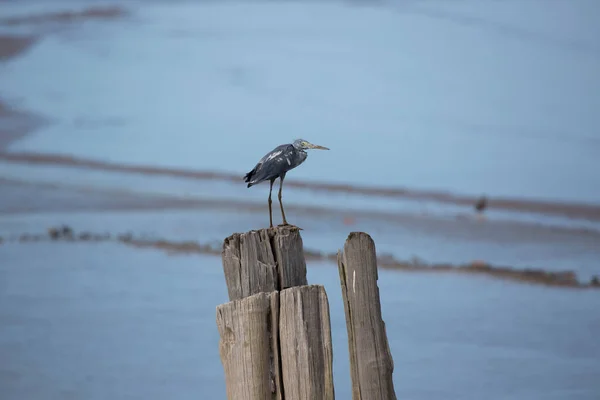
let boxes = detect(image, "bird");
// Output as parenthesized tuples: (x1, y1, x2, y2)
(244, 139, 330, 228)
(474, 195, 488, 221)
(474, 195, 487, 214)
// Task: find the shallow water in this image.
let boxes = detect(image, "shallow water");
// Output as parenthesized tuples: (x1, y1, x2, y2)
(1, 0, 600, 202)
(1, 242, 599, 400)
(3, 160, 600, 232)
(1, 2, 600, 398)
(1, 0, 599, 275)
(2, 159, 600, 280)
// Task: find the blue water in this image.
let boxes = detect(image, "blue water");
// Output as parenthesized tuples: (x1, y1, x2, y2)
(1, 242, 599, 400)
(2, 202, 600, 280)
(1, 2, 600, 399)
(1, 0, 600, 203)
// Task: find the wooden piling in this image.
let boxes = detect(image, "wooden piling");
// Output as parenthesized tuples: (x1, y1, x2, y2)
(279, 285, 335, 400)
(337, 232, 397, 400)
(217, 227, 397, 399)
(217, 226, 333, 400)
(216, 291, 282, 399)
(221, 226, 308, 301)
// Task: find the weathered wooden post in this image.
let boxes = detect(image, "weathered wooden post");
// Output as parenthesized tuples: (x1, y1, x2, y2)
(216, 291, 281, 399)
(337, 232, 397, 400)
(216, 226, 334, 400)
(279, 285, 334, 400)
(221, 227, 307, 301)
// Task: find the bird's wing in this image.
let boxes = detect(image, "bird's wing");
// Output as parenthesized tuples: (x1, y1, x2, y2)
(257, 144, 290, 165)
(247, 144, 294, 184)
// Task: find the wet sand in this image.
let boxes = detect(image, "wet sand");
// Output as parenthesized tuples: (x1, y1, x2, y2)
(3, 223, 598, 290)
(0, 33, 45, 147)
(0, 101, 46, 150)
(2, 177, 599, 288)
(0, 5, 129, 27)
(0, 32, 46, 148)
(0, 34, 38, 61)
(2, 151, 600, 222)
(0, 5, 129, 146)
(3, 176, 600, 245)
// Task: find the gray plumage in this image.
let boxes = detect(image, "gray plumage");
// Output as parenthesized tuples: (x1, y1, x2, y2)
(244, 138, 329, 227)
(244, 142, 305, 187)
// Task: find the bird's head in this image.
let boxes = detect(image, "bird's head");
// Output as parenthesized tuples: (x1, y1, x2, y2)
(292, 139, 330, 151)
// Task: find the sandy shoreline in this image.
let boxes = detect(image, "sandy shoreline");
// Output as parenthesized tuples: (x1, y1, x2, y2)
(0, 32, 45, 147)
(0, 6, 129, 149)
(0, 100, 46, 150)
(2, 151, 600, 223)
(0, 5, 129, 27)
(2, 177, 599, 290)
(0, 34, 38, 61)
(2, 224, 598, 290)
(3, 176, 600, 243)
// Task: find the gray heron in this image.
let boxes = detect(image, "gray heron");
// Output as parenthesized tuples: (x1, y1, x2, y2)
(244, 139, 330, 228)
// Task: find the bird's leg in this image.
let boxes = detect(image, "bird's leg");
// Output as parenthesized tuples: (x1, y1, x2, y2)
(268, 180, 274, 228)
(278, 174, 289, 226)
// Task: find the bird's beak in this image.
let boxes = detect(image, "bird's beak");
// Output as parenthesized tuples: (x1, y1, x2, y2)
(308, 143, 329, 150)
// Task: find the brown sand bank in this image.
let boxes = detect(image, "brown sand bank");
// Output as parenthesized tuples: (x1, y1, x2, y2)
(0, 101, 46, 150)
(4, 225, 599, 290)
(0, 34, 46, 149)
(0, 177, 257, 214)
(2, 177, 598, 287)
(0, 34, 38, 61)
(0, 6, 129, 26)
(2, 177, 600, 247)
(2, 151, 600, 222)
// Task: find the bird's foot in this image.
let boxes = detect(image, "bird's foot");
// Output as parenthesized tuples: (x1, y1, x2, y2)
(277, 223, 303, 230)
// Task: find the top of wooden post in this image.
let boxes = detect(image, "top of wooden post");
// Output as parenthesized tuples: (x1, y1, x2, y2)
(221, 225, 308, 301)
(338, 231, 397, 400)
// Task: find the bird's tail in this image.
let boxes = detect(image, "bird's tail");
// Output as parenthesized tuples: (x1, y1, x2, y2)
(244, 168, 255, 187)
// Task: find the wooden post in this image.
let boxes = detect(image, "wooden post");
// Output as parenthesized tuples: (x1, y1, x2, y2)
(279, 285, 335, 400)
(216, 292, 282, 399)
(222, 226, 308, 301)
(337, 232, 397, 400)
(217, 226, 334, 400)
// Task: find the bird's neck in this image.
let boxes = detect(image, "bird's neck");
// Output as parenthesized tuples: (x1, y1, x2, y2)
(298, 149, 308, 162)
